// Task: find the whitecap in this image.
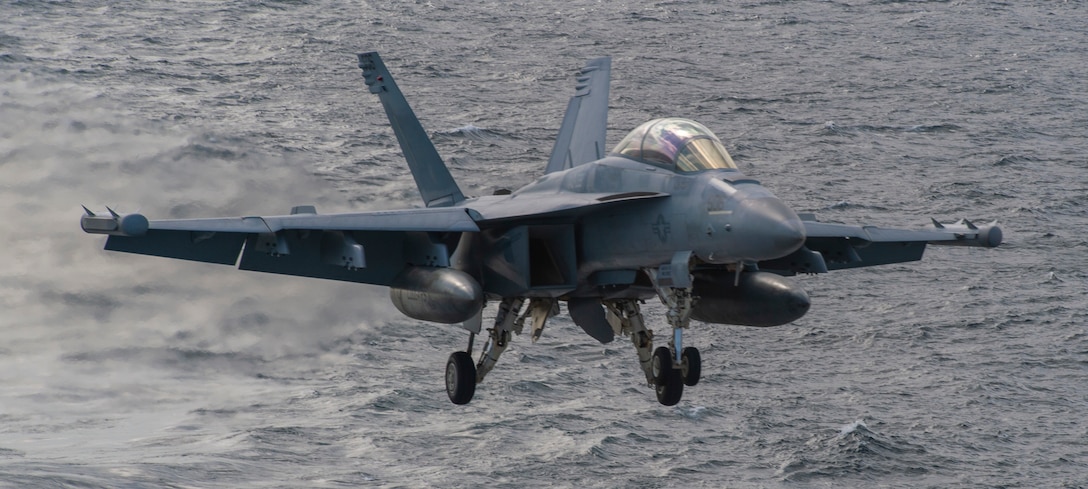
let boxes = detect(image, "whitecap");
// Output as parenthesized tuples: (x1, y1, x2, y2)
(838, 419, 867, 437)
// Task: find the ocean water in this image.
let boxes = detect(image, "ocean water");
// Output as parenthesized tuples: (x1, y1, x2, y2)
(2, 1, 1087, 487)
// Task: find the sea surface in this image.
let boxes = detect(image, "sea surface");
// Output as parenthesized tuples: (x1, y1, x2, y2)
(2, 1, 1086, 487)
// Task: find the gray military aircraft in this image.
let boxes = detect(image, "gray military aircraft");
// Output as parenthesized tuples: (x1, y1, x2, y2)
(82, 52, 1002, 406)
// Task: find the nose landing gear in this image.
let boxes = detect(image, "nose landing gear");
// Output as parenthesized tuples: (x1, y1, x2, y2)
(652, 346, 684, 405)
(606, 290, 701, 406)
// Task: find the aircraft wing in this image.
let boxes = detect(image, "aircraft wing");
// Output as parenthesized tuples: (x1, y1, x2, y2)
(759, 218, 1003, 275)
(82, 207, 479, 287)
(545, 57, 612, 174)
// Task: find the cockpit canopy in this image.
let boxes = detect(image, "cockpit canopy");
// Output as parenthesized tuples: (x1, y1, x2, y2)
(611, 118, 737, 172)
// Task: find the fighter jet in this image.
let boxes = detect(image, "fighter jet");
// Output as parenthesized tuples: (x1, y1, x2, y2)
(82, 53, 1002, 406)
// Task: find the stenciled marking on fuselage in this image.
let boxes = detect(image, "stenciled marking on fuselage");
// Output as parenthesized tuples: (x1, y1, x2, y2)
(652, 214, 671, 243)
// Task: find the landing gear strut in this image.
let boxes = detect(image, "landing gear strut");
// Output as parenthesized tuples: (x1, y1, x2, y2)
(443, 285, 700, 406)
(604, 257, 703, 406)
(606, 293, 701, 406)
(443, 297, 555, 405)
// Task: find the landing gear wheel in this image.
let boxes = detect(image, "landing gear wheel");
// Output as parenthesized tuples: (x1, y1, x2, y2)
(445, 351, 477, 405)
(651, 347, 672, 382)
(681, 346, 701, 386)
(651, 346, 683, 406)
(655, 370, 684, 406)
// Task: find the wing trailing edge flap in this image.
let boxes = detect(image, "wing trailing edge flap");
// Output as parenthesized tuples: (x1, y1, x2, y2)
(105, 230, 247, 265)
(236, 229, 408, 286)
(545, 57, 612, 174)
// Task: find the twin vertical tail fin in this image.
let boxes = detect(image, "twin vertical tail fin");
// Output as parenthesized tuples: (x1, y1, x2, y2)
(357, 52, 465, 208)
(545, 57, 612, 174)
(357, 52, 612, 199)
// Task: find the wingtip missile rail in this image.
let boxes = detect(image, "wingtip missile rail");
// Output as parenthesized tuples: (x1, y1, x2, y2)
(81, 207, 149, 237)
(930, 218, 1003, 248)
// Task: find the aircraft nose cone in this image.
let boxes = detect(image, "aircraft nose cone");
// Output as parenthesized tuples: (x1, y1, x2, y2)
(735, 198, 806, 260)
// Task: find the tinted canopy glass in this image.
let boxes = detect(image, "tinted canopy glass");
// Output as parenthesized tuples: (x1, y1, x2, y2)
(611, 118, 737, 172)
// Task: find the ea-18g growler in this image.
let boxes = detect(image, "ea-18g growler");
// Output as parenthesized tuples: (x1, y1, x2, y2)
(82, 53, 1002, 405)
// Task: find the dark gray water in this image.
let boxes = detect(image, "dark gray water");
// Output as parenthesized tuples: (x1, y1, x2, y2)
(2, 1, 1086, 487)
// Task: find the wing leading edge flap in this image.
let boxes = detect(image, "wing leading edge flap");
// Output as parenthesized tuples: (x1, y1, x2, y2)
(148, 207, 480, 234)
(761, 219, 1002, 275)
(545, 57, 612, 174)
(803, 220, 1002, 247)
(96, 208, 481, 286)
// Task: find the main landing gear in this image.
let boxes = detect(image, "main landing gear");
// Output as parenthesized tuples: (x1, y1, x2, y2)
(445, 297, 557, 405)
(445, 350, 476, 405)
(444, 281, 700, 406)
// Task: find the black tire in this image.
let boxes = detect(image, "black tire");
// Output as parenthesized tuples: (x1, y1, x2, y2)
(652, 346, 683, 405)
(655, 369, 684, 406)
(446, 351, 476, 405)
(651, 346, 673, 384)
(681, 346, 701, 387)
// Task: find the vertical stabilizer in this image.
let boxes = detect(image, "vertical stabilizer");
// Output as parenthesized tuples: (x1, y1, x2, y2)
(545, 57, 612, 174)
(357, 52, 465, 207)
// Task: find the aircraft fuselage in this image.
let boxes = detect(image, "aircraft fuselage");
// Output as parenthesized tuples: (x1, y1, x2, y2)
(461, 156, 806, 301)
